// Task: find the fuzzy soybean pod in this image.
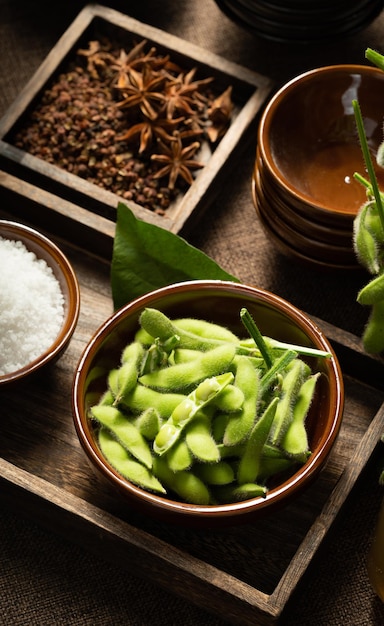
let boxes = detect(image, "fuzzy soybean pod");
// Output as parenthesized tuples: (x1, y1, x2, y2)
(98, 427, 166, 494)
(133, 407, 162, 440)
(153, 372, 234, 455)
(173, 317, 240, 343)
(281, 372, 320, 461)
(119, 384, 186, 418)
(152, 456, 211, 504)
(111, 341, 145, 405)
(268, 359, 307, 447)
(140, 307, 240, 353)
(237, 396, 279, 485)
(165, 438, 193, 472)
(215, 482, 267, 503)
(139, 343, 236, 392)
(185, 413, 220, 463)
(223, 355, 260, 447)
(90, 404, 153, 469)
(210, 384, 245, 413)
(362, 299, 384, 354)
(195, 460, 235, 485)
(357, 271, 384, 306)
(353, 201, 381, 275)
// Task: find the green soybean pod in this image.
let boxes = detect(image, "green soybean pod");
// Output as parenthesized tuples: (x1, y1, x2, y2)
(165, 439, 193, 472)
(120, 384, 186, 418)
(282, 373, 320, 461)
(173, 317, 240, 343)
(195, 460, 234, 485)
(133, 407, 162, 440)
(237, 396, 279, 485)
(134, 326, 156, 346)
(139, 343, 236, 391)
(354, 201, 381, 275)
(98, 427, 166, 494)
(113, 342, 145, 404)
(223, 355, 260, 446)
(91, 404, 153, 469)
(210, 384, 245, 413)
(172, 470, 211, 505)
(357, 272, 384, 306)
(185, 414, 220, 463)
(216, 482, 267, 503)
(268, 359, 306, 447)
(362, 299, 384, 354)
(257, 455, 295, 480)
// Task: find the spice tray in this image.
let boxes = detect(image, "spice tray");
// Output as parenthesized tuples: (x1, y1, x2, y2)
(1, 189, 384, 625)
(0, 3, 272, 235)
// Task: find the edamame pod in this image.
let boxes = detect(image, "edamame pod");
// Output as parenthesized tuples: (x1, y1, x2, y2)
(237, 396, 279, 484)
(165, 439, 193, 471)
(282, 373, 319, 461)
(98, 428, 165, 494)
(354, 201, 381, 275)
(91, 404, 153, 469)
(152, 457, 211, 504)
(133, 407, 162, 440)
(362, 299, 384, 353)
(173, 317, 240, 343)
(268, 359, 307, 446)
(216, 482, 267, 502)
(223, 356, 260, 446)
(120, 384, 186, 417)
(153, 372, 233, 455)
(185, 414, 220, 463)
(195, 460, 234, 485)
(357, 271, 384, 305)
(139, 343, 236, 391)
(112, 341, 144, 404)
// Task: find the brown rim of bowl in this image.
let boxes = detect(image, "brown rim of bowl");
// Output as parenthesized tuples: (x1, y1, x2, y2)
(252, 179, 360, 271)
(253, 169, 356, 262)
(0, 220, 80, 384)
(257, 64, 384, 217)
(72, 280, 344, 521)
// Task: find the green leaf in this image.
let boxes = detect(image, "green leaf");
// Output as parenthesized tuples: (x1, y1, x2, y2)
(111, 202, 240, 310)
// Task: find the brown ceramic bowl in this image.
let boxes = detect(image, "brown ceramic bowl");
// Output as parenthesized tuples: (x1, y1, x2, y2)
(0, 220, 80, 384)
(72, 280, 344, 526)
(257, 64, 384, 222)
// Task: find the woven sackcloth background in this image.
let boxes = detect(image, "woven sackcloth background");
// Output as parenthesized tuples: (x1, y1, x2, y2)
(2, 0, 384, 624)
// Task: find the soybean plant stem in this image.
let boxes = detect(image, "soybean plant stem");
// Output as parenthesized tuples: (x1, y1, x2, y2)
(352, 99, 384, 234)
(240, 308, 273, 368)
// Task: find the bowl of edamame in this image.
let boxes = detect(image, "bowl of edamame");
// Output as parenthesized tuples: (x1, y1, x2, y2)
(72, 280, 344, 526)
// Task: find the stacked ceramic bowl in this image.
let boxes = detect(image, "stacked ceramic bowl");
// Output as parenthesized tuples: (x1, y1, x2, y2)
(214, 0, 384, 43)
(252, 64, 384, 270)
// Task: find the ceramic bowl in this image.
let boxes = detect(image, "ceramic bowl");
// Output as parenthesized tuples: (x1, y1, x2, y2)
(257, 64, 384, 220)
(72, 280, 344, 526)
(0, 220, 80, 384)
(253, 64, 384, 268)
(213, 0, 383, 42)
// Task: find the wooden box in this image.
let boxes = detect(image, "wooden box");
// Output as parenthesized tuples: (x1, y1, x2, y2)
(1, 180, 384, 623)
(0, 3, 272, 234)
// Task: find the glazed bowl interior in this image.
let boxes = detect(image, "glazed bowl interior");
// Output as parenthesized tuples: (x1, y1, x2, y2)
(258, 65, 384, 217)
(0, 220, 80, 384)
(73, 280, 344, 526)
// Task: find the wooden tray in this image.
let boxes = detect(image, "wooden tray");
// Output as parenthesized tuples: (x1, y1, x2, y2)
(1, 180, 384, 625)
(0, 3, 272, 235)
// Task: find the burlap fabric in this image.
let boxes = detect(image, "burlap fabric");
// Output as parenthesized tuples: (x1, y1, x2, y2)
(2, 1, 384, 623)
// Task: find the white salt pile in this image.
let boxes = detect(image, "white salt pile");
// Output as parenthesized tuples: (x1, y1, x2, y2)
(0, 236, 65, 375)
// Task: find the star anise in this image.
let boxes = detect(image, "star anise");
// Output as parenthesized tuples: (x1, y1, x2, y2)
(77, 40, 114, 79)
(163, 68, 213, 119)
(116, 116, 183, 153)
(206, 86, 234, 142)
(151, 134, 205, 189)
(116, 66, 166, 120)
(109, 40, 158, 89)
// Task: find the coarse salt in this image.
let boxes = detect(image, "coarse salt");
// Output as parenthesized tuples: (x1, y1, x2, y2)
(0, 236, 65, 375)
